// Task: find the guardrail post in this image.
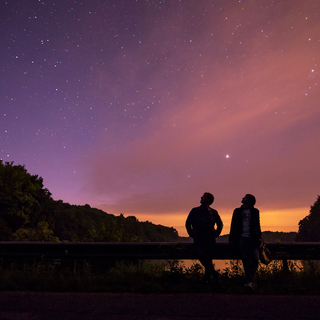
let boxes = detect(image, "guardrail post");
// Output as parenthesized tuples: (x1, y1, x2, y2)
(282, 259, 289, 272)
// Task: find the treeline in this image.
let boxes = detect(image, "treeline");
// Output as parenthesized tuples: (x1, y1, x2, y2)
(0, 161, 179, 242)
(214, 231, 298, 243)
(180, 231, 298, 243)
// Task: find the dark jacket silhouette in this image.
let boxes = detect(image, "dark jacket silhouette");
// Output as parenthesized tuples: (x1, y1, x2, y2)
(229, 206, 261, 248)
(186, 205, 223, 244)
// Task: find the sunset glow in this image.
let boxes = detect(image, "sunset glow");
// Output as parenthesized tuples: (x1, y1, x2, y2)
(1, 1, 319, 236)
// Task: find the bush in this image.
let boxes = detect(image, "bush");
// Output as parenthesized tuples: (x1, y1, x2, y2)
(0, 259, 319, 294)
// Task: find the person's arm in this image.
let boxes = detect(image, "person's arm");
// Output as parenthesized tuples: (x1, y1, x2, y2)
(215, 211, 223, 237)
(258, 209, 262, 237)
(256, 209, 262, 244)
(228, 209, 238, 245)
(185, 210, 195, 238)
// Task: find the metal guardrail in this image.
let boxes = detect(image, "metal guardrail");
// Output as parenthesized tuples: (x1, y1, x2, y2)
(0, 242, 320, 261)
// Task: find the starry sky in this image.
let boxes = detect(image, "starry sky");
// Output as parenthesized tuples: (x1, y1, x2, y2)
(1, 0, 319, 237)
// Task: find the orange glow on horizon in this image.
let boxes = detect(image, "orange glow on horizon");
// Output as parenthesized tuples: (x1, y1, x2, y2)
(128, 207, 307, 238)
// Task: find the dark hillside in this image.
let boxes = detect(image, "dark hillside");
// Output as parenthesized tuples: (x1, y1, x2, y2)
(180, 231, 298, 243)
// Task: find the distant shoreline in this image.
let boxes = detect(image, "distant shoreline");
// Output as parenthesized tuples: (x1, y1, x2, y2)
(179, 231, 298, 243)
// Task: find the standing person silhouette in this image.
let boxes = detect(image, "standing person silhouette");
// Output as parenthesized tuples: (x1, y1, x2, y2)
(186, 192, 223, 286)
(229, 194, 262, 290)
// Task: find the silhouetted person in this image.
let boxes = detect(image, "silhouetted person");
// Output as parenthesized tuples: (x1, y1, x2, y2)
(229, 194, 262, 290)
(186, 192, 223, 285)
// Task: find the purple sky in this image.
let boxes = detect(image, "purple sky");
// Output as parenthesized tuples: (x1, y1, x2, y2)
(1, 0, 319, 236)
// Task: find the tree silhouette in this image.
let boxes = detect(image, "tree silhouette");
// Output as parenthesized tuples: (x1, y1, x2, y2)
(296, 196, 320, 242)
(0, 160, 51, 234)
(0, 160, 179, 242)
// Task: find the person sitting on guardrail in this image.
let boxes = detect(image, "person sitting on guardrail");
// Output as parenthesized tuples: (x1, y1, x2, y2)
(229, 194, 262, 291)
(185, 192, 223, 286)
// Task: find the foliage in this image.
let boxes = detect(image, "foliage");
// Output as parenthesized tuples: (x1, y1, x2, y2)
(0, 258, 319, 294)
(219, 259, 316, 295)
(47, 204, 178, 242)
(13, 221, 59, 242)
(216, 231, 298, 244)
(0, 161, 179, 242)
(259, 231, 298, 243)
(0, 161, 52, 234)
(296, 196, 320, 242)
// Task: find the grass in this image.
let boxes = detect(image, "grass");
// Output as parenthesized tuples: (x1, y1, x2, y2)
(0, 259, 319, 294)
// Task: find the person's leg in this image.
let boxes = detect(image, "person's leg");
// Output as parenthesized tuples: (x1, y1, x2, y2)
(240, 237, 259, 285)
(194, 242, 219, 282)
(240, 238, 250, 283)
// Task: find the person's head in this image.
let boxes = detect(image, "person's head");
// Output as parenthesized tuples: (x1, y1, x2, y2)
(241, 194, 256, 208)
(200, 192, 214, 206)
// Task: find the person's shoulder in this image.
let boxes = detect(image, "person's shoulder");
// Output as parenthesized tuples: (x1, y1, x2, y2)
(209, 207, 218, 214)
(232, 207, 242, 215)
(189, 206, 201, 213)
(209, 208, 222, 220)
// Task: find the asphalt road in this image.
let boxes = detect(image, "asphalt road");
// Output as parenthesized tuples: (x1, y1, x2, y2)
(0, 291, 319, 320)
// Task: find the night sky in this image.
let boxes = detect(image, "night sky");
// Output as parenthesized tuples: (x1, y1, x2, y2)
(1, 0, 319, 236)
